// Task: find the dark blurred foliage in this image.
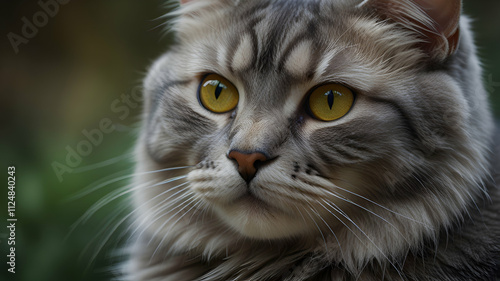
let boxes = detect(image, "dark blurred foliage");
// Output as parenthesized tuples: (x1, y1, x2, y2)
(0, 1, 499, 281)
(0, 1, 169, 280)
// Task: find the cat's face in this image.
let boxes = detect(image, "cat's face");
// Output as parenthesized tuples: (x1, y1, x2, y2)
(134, 0, 491, 259)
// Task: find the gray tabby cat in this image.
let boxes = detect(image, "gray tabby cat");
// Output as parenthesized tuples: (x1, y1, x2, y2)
(126, 0, 500, 280)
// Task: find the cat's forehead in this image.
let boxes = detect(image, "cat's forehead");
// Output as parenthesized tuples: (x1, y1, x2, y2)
(177, 0, 424, 98)
(212, 0, 353, 74)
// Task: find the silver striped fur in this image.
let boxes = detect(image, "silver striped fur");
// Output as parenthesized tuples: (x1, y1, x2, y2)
(125, 0, 500, 280)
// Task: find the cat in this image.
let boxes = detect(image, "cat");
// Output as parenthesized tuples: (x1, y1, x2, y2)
(125, 0, 500, 280)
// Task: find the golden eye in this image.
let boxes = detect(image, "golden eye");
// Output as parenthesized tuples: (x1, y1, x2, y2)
(307, 84, 355, 121)
(199, 74, 239, 113)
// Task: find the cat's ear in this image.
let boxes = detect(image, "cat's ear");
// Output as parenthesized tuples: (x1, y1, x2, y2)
(364, 0, 461, 61)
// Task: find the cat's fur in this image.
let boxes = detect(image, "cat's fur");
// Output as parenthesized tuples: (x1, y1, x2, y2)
(126, 0, 500, 280)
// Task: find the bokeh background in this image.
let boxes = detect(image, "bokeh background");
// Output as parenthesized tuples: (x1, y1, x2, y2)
(0, 1, 499, 281)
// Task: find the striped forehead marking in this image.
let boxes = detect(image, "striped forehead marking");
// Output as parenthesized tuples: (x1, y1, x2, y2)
(217, 42, 229, 70)
(231, 33, 255, 72)
(283, 39, 314, 78)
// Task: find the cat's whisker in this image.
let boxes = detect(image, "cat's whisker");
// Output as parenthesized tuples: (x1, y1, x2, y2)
(303, 205, 329, 254)
(294, 204, 309, 226)
(67, 165, 193, 202)
(76, 175, 187, 229)
(71, 153, 134, 174)
(304, 202, 345, 263)
(135, 200, 191, 241)
(293, 172, 431, 236)
(121, 181, 190, 243)
(70, 175, 188, 247)
(150, 193, 198, 260)
(131, 182, 192, 241)
(317, 199, 362, 243)
(321, 177, 433, 229)
(84, 203, 133, 271)
(192, 201, 208, 229)
(78, 182, 145, 224)
(66, 168, 134, 202)
(319, 199, 406, 280)
(66, 180, 154, 242)
(146, 190, 196, 246)
(321, 190, 412, 246)
(165, 199, 203, 237)
(319, 198, 400, 269)
(189, 200, 210, 227)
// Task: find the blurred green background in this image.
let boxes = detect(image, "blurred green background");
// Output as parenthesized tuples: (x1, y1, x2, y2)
(0, 1, 499, 281)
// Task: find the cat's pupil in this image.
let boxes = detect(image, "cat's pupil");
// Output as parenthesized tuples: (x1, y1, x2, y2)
(203, 79, 227, 100)
(326, 90, 335, 110)
(215, 82, 224, 100)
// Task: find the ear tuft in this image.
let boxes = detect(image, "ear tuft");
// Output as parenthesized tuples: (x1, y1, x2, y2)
(365, 0, 461, 61)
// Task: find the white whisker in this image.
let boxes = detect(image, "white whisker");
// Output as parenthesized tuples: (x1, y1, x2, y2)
(324, 180, 433, 229)
(321, 190, 412, 246)
(66, 180, 155, 241)
(131, 182, 191, 240)
(71, 153, 133, 174)
(320, 199, 406, 280)
(84, 203, 132, 270)
(68, 165, 193, 201)
(119, 181, 191, 243)
(303, 206, 329, 253)
(74, 175, 188, 232)
(147, 191, 197, 245)
(306, 202, 345, 262)
(150, 194, 198, 260)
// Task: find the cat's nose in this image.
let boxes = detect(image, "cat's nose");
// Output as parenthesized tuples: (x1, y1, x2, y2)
(227, 150, 269, 182)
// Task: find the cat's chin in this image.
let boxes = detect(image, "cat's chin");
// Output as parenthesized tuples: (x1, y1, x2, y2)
(212, 194, 310, 239)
